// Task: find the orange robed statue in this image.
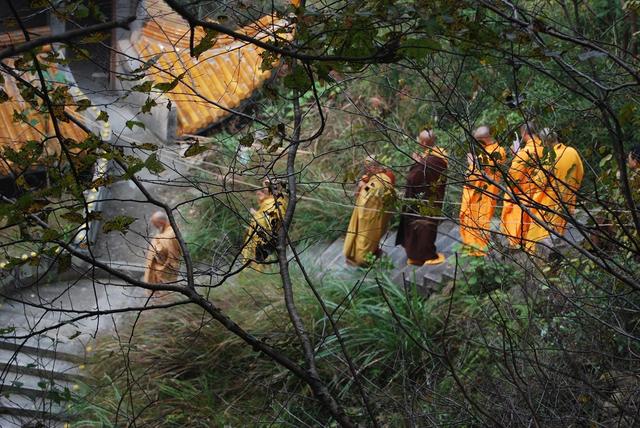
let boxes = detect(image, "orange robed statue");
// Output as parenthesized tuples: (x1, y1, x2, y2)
(459, 126, 506, 256)
(144, 211, 182, 285)
(525, 129, 584, 251)
(500, 122, 545, 248)
(343, 159, 396, 266)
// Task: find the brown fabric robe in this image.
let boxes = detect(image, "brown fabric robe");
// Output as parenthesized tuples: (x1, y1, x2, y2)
(396, 153, 448, 263)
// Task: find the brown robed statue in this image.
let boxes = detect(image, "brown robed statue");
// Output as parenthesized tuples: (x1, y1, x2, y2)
(396, 129, 449, 265)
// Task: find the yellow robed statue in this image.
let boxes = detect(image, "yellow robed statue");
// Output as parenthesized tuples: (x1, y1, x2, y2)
(242, 180, 288, 267)
(343, 162, 396, 266)
(525, 129, 584, 251)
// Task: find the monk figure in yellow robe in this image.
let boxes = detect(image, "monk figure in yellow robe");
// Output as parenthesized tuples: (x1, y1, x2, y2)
(144, 211, 182, 287)
(500, 121, 545, 248)
(242, 180, 288, 267)
(459, 126, 506, 256)
(525, 129, 584, 251)
(343, 160, 396, 266)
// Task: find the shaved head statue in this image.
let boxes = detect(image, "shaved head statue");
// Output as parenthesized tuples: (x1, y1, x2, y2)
(519, 120, 539, 139)
(473, 126, 493, 144)
(150, 211, 169, 230)
(417, 129, 437, 148)
(539, 128, 558, 146)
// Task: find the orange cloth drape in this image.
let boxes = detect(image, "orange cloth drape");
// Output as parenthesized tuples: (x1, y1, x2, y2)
(459, 142, 506, 253)
(500, 136, 545, 247)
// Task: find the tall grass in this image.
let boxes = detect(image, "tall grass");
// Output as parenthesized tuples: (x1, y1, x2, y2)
(73, 255, 524, 426)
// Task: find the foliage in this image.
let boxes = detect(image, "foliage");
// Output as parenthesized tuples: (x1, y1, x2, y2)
(77, 256, 640, 426)
(2, 0, 640, 426)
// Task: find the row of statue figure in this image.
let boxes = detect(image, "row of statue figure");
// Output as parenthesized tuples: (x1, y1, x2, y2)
(342, 122, 638, 267)
(142, 122, 640, 285)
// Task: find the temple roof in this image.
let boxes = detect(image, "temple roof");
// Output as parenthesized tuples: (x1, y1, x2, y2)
(0, 53, 88, 176)
(133, 0, 293, 135)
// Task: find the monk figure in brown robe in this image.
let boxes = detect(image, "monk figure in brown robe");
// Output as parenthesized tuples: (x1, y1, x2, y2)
(144, 211, 182, 288)
(396, 129, 449, 265)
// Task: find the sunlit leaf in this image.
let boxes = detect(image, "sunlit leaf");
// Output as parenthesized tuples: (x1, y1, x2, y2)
(102, 215, 136, 234)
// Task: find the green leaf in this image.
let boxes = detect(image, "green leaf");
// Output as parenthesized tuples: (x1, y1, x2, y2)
(400, 38, 442, 60)
(599, 154, 613, 167)
(58, 253, 71, 273)
(75, 4, 89, 18)
(75, 98, 91, 112)
(133, 142, 158, 151)
(61, 211, 85, 224)
(141, 97, 158, 114)
(283, 66, 311, 91)
(96, 110, 109, 122)
(41, 228, 61, 241)
(145, 153, 165, 173)
(154, 73, 184, 93)
(125, 120, 146, 130)
(102, 215, 136, 234)
(238, 134, 254, 147)
(0, 88, 9, 103)
(183, 142, 209, 157)
(80, 32, 109, 44)
(619, 103, 636, 126)
(192, 29, 218, 58)
(67, 330, 82, 340)
(131, 81, 153, 93)
(260, 50, 279, 72)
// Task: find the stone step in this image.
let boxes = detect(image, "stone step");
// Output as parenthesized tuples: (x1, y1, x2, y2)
(299, 240, 331, 263)
(0, 361, 82, 385)
(0, 349, 81, 379)
(316, 239, 344, 269)
(0, 303, 82, 331)
(0, 393, 68, 421)
(0, 332, 87, 357)
(379, 231, 397, 250)
(386, 246, 407, 268)
(323, 239, 347, 270)
(560, 224, 585, 247)
(90, 260, 147, 275)
(0, 341, 83, 364)
(2, 372, 75, 400)
(0, 414, 65, 428)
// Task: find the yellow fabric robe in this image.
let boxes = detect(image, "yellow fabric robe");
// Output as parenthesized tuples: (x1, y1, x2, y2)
(525, 143, 584, 250)
(144, 225, 182, 284)
(343, 172, 394, 265)
(242, 195, 288, 264)
(500, 136, 545, 247)
(459, 142, 506, 253)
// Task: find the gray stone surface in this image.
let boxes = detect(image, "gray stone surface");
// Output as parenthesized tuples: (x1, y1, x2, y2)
(0, 117, 176, 420)
(0, 414, 65, 428)
(0, 275, 148, 422)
